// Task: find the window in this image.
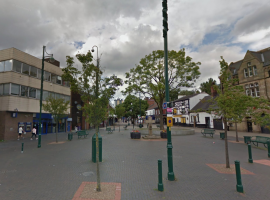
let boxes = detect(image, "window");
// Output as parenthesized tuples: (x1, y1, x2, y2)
(56, 76, 62, 85)
(250, 88, 255, 96)
(55, 93, 61, 99)
(0, 84, 3, 95)
(248, 67, 253, 76)
(22, 63, 30, 75)
(49, 92, 55, 99)
(253, 66, 257, 75)
(4, 60, 12, 71)
(21, 86, 28, 97)
(246, 89, 250, 96)
(42, 91, 49, 100)
(244, 68, 248, 78)
(13, 60, 22, 73)
(0, 61, 4, 72)
(30, 66, 37, 77)
(247, 62, 251, 67)
(36, 89, 40, 99)
(65, 95, 70, 102)
(255, 82, 260, 97)
(44, 71, 51, 81)
(29, 87, 36, 98)
(3, 83, 10, 95)
(37, 69, 41, 79)
(11, 83, 20, 95)
(62, 80, 70, 87)
(51, 74, 57, 83)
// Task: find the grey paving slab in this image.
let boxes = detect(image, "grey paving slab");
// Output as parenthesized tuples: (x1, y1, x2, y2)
(0, 127, 270, 200)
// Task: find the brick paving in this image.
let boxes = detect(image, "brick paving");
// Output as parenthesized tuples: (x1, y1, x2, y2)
(1, 125, 270, 200)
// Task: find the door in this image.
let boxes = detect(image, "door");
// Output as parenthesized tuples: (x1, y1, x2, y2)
(247, 121, 253, 132)
(213, 119, 223, 130)
(205, 117, 210, 128)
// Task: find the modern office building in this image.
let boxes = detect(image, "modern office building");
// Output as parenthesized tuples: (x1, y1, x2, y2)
(0, 48, 71, 140)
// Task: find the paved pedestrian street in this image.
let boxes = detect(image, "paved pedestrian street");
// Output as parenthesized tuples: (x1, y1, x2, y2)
(1, 127, 270, 200)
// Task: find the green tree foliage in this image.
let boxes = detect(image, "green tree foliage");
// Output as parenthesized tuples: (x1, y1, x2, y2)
(210, 57, 270, 168)
(122, 94, 148, 125)
(123, 49, 201, 130)
(62, 50, 122, 192)
(43, 95, 70, 143)
(179, 90, 197, 96)
(200, 78, 217, 95)
(115, 104, 125, 120)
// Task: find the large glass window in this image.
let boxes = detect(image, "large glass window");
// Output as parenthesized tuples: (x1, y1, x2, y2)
(21, 86, 28, 97)
(56, 76, 62, 85)
(62, 80, 70, 87)
(49, 92, 55, 99)
(29, 87, 36, 98)
(30, 66, 37, 77)
(13, 60, 22, 73)
(65, 95, 70, 102)
(0, 61, 4, 72)
(44, 71, 51, 81)
(0, 84, 3, 95)
(42, 91, 49, 100)
(244, 68, 248, 78)
(11, 83, 20, 95)
(3, 83, 10, 95)
(22, 63, 30, 75)
(36, 89, 40, 99)
(51, 74, 57, 83)
(37, 69, 41, 79)
(5, 60, 12, 71)
(55, 93, 61, 99)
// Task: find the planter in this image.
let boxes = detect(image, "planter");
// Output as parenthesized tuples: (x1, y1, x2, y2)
(130, 132, 141, 139)
(160, 131, 167, 138)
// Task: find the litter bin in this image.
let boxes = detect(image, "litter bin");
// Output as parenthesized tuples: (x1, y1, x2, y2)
(68, 133, 73, 141)
(220, 132, 225, 139)
(92, 132, 102, 163)
(243, 136, 252, 144)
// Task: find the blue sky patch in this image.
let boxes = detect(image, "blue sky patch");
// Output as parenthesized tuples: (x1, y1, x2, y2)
(74, 41, 85, 49)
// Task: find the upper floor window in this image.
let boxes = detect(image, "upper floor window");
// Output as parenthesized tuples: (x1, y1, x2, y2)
(245, 82, 260, 97)
(0, 60, 12, 72)
(248, 67, 253, 76)
(253, 66, 257, 75)
(244, 68, 248, 78)
(13, 60, 22, 73)
(22, 63, 30, 75)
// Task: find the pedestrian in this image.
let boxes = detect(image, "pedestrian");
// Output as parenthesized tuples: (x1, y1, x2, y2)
(30, 127, 37, 140)
(18, 126, 24, 140)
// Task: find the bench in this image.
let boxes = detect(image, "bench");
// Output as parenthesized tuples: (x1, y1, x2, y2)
(106, 127, 113, 134)
(251, 136, 270, 148)
(77, 130, 89, 139)
(123, 125, 128, 130)
(201, 129, 215, 137)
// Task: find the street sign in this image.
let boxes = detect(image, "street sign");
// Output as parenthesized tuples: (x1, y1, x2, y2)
(163, 102, 167, 109)
(167, 117, 173, 127)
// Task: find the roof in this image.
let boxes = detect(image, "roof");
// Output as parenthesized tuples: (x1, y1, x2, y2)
(228, 60, 243, 75)
(172, 94, 198, 102)
(191, 96, 218, 112)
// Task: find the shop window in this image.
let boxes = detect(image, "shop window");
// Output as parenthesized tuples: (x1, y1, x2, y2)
(0, 61, 4, 72)
(244, 68, 248, 78)
(21, 86, 28, 97)
(11, 83, 20, 95)
(13, 60, 22, 73)
(4, 60, 12, 71)
(30, 66, 37, 77)
(29, 87, 36, 98)
(22, 63, 30, 75)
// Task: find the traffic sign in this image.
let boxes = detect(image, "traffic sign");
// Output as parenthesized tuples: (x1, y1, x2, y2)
(163, 102, 167, 109)
(167, 117, 173, 127)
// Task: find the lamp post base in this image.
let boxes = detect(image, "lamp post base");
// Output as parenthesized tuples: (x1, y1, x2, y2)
(37, 135, 41, 148)
(167, 172, 175, 181)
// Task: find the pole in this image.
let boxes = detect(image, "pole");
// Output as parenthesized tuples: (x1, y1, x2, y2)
(235, 160, 244, 193)
(21, 143, 24, 153)
(38, 46, 45, 148)
(248, 144, 253, 163)
(163, 0, 175, 181)
(158, 160, 164, 191)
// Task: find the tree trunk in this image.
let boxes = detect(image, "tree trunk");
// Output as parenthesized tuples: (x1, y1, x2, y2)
(193, 116, 196, 128)
(95, 125, 101, 191)
(224, 118, 230, 168)
(235, 122, 239, 142)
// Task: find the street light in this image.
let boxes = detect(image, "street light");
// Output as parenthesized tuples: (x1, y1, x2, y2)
(38, 46, 54, 148)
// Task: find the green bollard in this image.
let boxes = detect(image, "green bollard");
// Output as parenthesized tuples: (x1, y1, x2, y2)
(235, 160, 244, 193)
(158, 160, 164, 191)
(92, 133, 102, 163)
(21, 143, 24, 153)
(248, 144, 253, 163)
(267, 141, 270, 158)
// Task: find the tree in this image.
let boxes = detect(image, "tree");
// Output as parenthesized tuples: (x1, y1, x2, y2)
(210, 56, 269, 168)
(123, 49, 201, 130)
(62, 50, 122, 192)
(43, 95, 70, 143)
(122, 94, 148, 128)
(115, 104, 125, 122)
(200, 78, 217, 95)
(179, 90, 197, 96)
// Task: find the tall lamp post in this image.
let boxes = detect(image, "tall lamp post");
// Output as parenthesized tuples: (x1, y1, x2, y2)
(162, 0, 175, 180)
(139, 92, 143, 128)
(38, 46, 54, 148)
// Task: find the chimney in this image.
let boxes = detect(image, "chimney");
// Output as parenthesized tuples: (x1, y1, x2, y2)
(211, 83, 217, 97)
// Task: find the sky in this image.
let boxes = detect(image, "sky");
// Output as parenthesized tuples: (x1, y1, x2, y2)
(1, 0, 270, 101)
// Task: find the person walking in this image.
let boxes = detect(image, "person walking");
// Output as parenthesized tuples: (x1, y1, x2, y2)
(18, 126, 24, 140)
(30, 127, 37, 140)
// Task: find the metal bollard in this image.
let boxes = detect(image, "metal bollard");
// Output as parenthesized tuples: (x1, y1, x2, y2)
(158, 160, 164, 191)
(267, 141, 270, 158)
(248, 144, 253, 163)
(21, 143, 24, 153)
(235, 160, 244, 193)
